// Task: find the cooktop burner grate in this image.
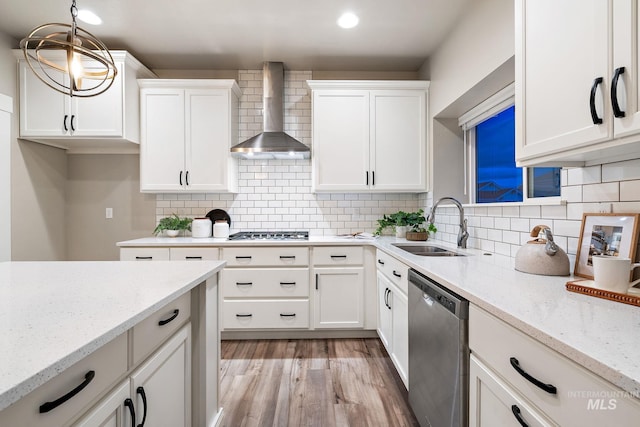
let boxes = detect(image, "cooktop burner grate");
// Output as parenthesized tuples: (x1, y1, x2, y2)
(228, 231, 309, 241)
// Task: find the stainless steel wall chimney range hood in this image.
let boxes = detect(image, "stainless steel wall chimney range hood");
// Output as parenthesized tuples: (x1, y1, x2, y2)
(230, 62, 310, 160)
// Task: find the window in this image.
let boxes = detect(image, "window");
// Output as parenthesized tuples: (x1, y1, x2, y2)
(460, 84, 560, 204)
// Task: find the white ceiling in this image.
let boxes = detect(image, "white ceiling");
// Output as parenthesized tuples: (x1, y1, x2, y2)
(0, 0, 470, 71)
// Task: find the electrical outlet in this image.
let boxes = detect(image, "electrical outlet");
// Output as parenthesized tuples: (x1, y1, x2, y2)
(598, 203, 612, 213)
(106, 208, 113, 219)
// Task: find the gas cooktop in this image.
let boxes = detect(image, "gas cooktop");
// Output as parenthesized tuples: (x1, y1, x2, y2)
(228, 231, 309, 241)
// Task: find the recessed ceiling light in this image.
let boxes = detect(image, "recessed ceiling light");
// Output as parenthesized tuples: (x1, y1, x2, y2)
(337, 12, 359, 29)
(77, 9, 102, 25)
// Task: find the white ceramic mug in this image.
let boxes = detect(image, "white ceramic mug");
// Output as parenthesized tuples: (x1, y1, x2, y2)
(592, 255, 640, 294)
(213, 220, 230, 238)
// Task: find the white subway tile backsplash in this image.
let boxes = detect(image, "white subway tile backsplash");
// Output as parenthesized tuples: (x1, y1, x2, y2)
(582, 182, 619, 202)
(620, 180, 640, 202)
(519, 205, 541, 218)
(602, 159, 640, 182)
(561, 185, 582, 203)
(567, 165, 601, 185)
(540, 204, 567, 219)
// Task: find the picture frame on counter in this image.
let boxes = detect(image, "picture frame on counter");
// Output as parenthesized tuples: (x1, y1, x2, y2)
(574, 213, 640, 279)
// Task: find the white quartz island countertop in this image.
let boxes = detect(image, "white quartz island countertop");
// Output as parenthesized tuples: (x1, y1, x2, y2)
(0, 260, 225, 411)
(118, 235, 640, 397)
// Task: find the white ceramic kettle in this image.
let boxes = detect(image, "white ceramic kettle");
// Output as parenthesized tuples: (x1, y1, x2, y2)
(515, 225, 570, 276)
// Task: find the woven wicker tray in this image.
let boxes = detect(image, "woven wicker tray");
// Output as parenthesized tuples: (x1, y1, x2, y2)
(566, 280, 640, 307)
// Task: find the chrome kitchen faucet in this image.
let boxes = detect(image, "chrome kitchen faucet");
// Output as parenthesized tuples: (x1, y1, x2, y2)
(428, 197, 469, 249)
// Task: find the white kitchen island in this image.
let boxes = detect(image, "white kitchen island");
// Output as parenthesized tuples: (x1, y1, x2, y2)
(0, 260, 225, 427)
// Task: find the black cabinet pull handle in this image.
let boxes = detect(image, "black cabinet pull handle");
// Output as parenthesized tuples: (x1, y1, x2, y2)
(372, 171, 375, 186)
(136, 386, 148, 427)
(279, 255, 296, 259)
(236, 256, 252, 260)
(384, 288, 390, 309)
(315, 273, 319, 290)
(366, 171, 369, 185)
(63, 114, 69, 131)
(510, 357, 557, 394)
(236, 313, 252, 318)
(280, 313, 296, 317)
(39, 370, 95, 413)
(280, 282, 296, 286)
(611, 66, 626, 118)
(158, 309, 179, 326)
(511, 405, 529, 427)
(185, 170, 189, 186)
(377, 259, 385, 265)
(70, 115, 76, 131)
(330, 255, 347, 259)
(185, 256, 202, 260)
(179, 170, 183, 186)
(392, 270, 401, 278)
(135, 256, 153, 260)
(236, 282, 253, 286)
(124, 398, 136, 427)
(590, 77, 604, 125)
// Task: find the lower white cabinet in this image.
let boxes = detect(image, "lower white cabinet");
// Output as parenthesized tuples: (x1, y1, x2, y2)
(119, 247, 219, 261)
(313, 267, 364, 328)
(73, 382, 131, 427)
(469, 355, 553, 427)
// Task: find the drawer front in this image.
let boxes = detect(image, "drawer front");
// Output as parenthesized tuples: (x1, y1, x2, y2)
(376, 250, 409, 295)
(222, 268, 310, 298)
(222, 247, 309, 267)
(120, 248, 170, 261)
(0, 333, 127, 427)
(469, 305, 640, 426)
(170, 247, 219, 261)
(131, 292, 191, 365)
(223, 300, 309, 329)
(313, 246, 363, 266)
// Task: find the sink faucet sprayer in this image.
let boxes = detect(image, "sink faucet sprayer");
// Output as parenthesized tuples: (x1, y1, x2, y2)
(428, 197, 469, 249)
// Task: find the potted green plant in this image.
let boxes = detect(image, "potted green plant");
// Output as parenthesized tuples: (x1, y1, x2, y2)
(153, 214, 193, 237)
(374, 209, 437, 240)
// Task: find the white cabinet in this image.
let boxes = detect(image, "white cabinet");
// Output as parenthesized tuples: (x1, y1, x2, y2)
(469, 305, 640, 426)
(307, 81, 429, 192)
(119, 247, 219, 261)
(16, 50, 155, 154)
(73, 382, 131, 427)
(375, 250, 409, 387)
(139, 79, 240, 193)
(515, 0, 640, 166)
(313, 246, 365, 329)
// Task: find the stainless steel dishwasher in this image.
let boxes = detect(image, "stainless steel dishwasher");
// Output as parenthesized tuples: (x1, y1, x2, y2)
(408, 269, 469, 427)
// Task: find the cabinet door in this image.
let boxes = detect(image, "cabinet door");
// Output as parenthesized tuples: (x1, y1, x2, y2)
(313, 267, 364, 328)
(613, 0, 640, 139)
(312, 90, 370, 191)
(140, 89, 186, 192)
(73, 381, 131, 427)
(130, 324, 191, 427)
(120, 247, 170, 261)
(185, 89, 232, 191)
(370, 90, 426, 191)
(390, 283, 408, 387)
(377, 271, 392, 349)
(469, 355, 555, 427)
(72, 61, 124, 137)
(18, 60, 68, 137)
(516, 0, 612, 163)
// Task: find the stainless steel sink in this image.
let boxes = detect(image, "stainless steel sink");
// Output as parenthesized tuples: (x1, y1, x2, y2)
(392, 244, 466, 257)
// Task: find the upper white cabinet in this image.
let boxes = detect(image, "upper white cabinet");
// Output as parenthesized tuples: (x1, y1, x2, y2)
(307, 81, 429, 192)
(139, 80, 240, 193)
(16, 50, 155, 154)
(516, 0, 640, 166)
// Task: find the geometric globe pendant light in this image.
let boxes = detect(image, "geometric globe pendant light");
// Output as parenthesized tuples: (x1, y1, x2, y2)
(19, 0, 117, 98)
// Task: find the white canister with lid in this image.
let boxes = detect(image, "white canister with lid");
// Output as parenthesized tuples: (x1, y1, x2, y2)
(213, 220, 230, 238)
(191, 218, 212, 238)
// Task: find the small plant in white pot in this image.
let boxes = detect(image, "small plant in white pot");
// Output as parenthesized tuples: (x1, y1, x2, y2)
(374, 209, 437, 240)
(153, 214, 192, 237)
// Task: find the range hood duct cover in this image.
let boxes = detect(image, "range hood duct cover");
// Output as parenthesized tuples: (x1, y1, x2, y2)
(231, 62, 310, 159)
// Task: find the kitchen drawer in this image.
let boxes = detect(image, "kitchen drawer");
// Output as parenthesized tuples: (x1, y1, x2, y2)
(375, 249, 408, 295)
(120, 247, 170, 261)
(313, 246, 363, 266)
(131, 292, 191, 365)
(223, 299, 309, 329)
(222, 268, 310, 298)
(170, 247, 219, 261)
(0, 333, 127, 427)
(222, 247, 309, 267)
(469, 305, 640, 426)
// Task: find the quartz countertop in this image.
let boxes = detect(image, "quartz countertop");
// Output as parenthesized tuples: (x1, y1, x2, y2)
(0, 260, 225, 411)
(117, 235, 640, 397)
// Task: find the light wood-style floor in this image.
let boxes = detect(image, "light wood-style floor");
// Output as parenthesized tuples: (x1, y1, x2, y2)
(219, 338, 419, 427)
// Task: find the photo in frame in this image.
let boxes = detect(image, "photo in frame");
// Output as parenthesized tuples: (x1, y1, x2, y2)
(574, 213, 640, 279)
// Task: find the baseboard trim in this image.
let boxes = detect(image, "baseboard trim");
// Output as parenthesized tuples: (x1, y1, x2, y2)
(221, 329, 379, 340)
